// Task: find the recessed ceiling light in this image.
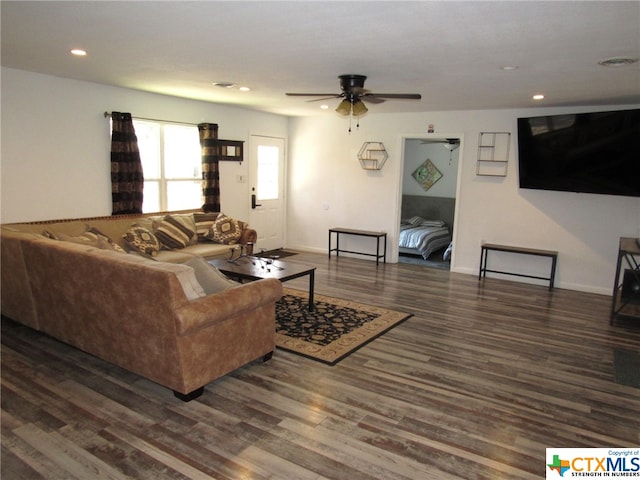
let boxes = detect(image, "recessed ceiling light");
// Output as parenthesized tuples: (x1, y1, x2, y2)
(238, 86, 251, 92)
(212, 82, 236, 88)
(320, 105, 329, 110)
(598, 56, 638, 67)
(70, 49, 87, 56)
(501, 65, 519, 71)
(533, 94, 545, 100)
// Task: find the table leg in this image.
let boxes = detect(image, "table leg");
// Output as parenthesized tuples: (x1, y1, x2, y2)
(478, 247, 486, 280)
(549, 255, 558, 290)
(383, 234, 387, 263)
(308, 269, 315, 311)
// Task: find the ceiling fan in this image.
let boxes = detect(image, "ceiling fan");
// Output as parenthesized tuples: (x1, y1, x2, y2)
(420, 138, 460, 164)
(286, 74, 421, 130)
(420, 138, 460, 149)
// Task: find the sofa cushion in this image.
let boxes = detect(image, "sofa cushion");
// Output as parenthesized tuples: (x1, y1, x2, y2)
(122, 224, 161, 256)
(184, 256, 239, 294)
(205, 213, 242, 244)
(153, 214, 196, 250)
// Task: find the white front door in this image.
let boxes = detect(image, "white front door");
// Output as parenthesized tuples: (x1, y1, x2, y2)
(248, 135, 285, 252)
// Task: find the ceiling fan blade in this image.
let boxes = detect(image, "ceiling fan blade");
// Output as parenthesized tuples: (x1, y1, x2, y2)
(285, 93, 340, 97)
(307, 95, 343, 102)
(362, 96, 385, 104)
(420, 138, 460, 144)
(365, 93, 422, 100)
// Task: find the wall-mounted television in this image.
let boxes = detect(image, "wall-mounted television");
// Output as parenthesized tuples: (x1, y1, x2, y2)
(517, 108, 640, 197)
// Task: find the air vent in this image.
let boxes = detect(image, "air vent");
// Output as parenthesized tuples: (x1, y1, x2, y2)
(212, 82, 236, 88)
(598, 57, 638, 67)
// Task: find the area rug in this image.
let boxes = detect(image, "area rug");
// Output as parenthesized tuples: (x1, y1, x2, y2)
(614, 349, 640, 388)
(275, 288, 412, 365)
(259, 249, 298, 259)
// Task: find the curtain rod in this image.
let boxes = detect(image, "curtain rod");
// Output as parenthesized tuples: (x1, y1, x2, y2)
(103, 111, 202, 127)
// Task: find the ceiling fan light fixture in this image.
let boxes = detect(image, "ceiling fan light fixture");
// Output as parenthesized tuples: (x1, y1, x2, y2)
(443, 142, 459, 152)
(335, 99, 351, 116)
(351, 99, 368, 116)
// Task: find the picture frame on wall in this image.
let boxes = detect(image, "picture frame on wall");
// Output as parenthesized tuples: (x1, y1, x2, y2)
(412, 159, 442, 191)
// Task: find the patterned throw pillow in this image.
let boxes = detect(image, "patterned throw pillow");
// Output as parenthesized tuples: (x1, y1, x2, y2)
(205, 213, 242, 244)
(153, 215, 196, 250)
(122, 224, 161, 256)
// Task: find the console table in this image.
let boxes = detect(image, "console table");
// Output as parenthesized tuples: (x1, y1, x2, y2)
(479, 243, 558, 290)
(328, 228, 387, 266)
(610, 237, 640, 325)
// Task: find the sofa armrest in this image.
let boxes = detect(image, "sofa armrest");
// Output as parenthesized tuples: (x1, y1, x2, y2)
(174, 278, 282, 335)
(239, 227, 257, 254)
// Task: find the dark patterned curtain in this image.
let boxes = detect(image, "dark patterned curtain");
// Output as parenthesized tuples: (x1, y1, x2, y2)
(198, 123, 220, 212)
(110, 112, 143, 214)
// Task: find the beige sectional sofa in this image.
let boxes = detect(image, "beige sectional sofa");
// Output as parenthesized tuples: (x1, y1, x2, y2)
(0, 210, 283, 401)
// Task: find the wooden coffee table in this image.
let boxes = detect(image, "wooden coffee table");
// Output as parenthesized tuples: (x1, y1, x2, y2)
(209, 256, 316, 310)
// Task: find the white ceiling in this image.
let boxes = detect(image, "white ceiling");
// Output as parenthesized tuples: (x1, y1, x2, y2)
(2, 1, 639, 117)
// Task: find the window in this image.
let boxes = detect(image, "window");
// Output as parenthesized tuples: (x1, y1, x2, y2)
(133, 120, 201, 213)
(256, 145, 279, 200)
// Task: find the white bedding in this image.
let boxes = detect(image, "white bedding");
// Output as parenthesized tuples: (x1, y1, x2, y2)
(399, 221, 452, 260)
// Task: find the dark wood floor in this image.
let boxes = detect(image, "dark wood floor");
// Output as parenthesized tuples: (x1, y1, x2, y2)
(2, 252, 639, 479)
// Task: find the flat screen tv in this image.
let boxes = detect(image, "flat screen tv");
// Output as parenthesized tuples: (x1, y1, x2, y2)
(517, 108, 640, 197)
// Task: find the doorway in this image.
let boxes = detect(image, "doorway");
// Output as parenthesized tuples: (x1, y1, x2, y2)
(248, 135, 286, 252)
(399, 136, 460, 270)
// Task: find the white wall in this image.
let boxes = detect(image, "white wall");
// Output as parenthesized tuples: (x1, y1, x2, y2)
(287, 107, 640, 295)
(0, 67, 288, 224)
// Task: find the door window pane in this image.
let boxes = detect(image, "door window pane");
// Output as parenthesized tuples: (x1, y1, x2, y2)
(257, 145, 279, 200)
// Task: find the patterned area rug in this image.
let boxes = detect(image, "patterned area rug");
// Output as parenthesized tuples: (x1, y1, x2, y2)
(275, 288, 412, 365)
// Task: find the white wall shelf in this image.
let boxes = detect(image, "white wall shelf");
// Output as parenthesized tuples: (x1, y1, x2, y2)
(476, 132, 511, 177)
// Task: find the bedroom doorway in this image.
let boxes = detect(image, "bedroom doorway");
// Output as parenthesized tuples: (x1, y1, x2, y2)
(399, 136, 461, 270)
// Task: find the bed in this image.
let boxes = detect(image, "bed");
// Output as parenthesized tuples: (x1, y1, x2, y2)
(399, 195, 455, 260)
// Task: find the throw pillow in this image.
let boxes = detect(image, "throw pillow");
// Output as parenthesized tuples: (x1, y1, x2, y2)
(56, 231, 107, 248)
(183, 256, 239, 294)
(153, 215, 196, 250)
(407, 216, 425, 226)
(87, 227, 126, 253)
(205, 213, 242, 244)
(49, 228, 126, 253)
(193, 212, 220, 240)
(122, 224, 161, 256)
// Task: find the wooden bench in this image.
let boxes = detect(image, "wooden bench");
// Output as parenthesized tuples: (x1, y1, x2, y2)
(328, 228, 387, 266)
(479, 243, 558, 290)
